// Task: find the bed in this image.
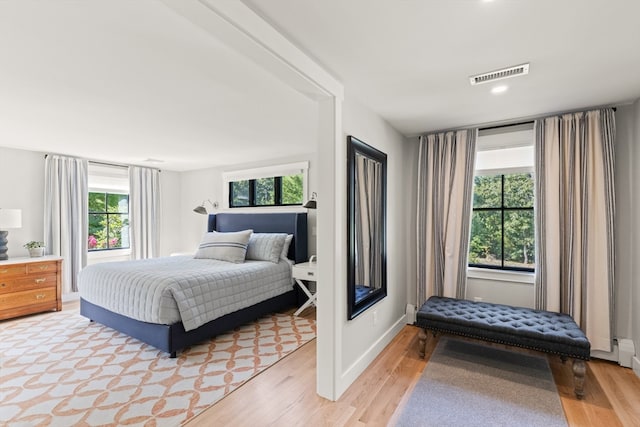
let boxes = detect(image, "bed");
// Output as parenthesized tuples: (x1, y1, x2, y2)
(79, 212, 308, 357)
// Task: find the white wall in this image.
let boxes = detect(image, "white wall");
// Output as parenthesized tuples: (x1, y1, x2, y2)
(0, 145, 182, 277)
(158, 170, 182, 257)
(334, 97, 409, 396)
(404, 138, 419, 312)
(634, 101, 640, 370)
(614, 104, 635, 345)
(611, 103, 640, 374)
(178, 166, 223, 253)
(466, 275, 534, 308)
(0, 147, 45, 259)
(622, 100, 640, 373)
(177, 153, 318, 256)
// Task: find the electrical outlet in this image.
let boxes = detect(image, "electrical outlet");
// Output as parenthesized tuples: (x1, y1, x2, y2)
(473, 297, 483, 302)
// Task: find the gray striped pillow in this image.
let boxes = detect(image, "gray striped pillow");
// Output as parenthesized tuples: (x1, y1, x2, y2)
(194, 229, 253, 263)
(246, 233, 288, 263)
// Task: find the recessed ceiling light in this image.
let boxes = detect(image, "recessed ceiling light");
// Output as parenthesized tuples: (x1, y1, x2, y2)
(142, 158, 165, 164)
(491, 85, 508, 94)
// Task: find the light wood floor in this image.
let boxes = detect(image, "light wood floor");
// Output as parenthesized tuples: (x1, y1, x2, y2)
(187, 317, 640, 427)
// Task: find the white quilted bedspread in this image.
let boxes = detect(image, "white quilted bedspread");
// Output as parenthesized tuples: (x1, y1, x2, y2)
(78, 256, 293, 331)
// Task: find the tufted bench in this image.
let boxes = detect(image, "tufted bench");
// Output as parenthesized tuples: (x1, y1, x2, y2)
(416, 296, 590, 399)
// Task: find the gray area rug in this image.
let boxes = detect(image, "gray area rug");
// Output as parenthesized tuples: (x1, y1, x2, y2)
(395, 337, 567, 427)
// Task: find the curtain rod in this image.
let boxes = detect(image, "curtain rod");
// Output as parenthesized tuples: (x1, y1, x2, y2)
(479, 107, 617, 132)
(44, 154, 161, 172)
(89, 160, 128, 169)
(479, 121, 534, 132)
(417, 106, 618, 138)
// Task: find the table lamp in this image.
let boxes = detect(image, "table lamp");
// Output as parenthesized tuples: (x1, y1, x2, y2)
(0, 208, 22, 260)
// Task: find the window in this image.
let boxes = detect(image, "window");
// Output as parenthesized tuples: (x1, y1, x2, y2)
(224, 162, 308, 209)
(88, 192, 130, 251)
(469, 173, 534, 271)
(229, 173, 303, 208)
(468, 124, 535, 272)
(87, 163, 130, 252)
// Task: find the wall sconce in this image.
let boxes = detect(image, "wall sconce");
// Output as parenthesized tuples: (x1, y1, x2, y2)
(303, 192, 317, 209)
(0, 208, 22, 260)
(193, 200, 219, 215)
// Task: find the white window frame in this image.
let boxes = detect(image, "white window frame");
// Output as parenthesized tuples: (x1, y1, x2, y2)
(469, 125, 535, 277)
(87, 163, 131, 258)
(222, 161, 309, 211)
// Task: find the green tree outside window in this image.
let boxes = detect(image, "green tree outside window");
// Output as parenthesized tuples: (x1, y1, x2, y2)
(229, 173, 304, 208)
(469, 173, 534, 271)
(88, 192, 129, 251)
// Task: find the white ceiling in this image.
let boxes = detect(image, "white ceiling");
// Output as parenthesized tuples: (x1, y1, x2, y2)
(0, 1, 318, 171)
(1, 1, 640, 171)
(246, 0, 640, 134)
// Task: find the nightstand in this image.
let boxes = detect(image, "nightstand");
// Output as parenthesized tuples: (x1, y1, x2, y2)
(291, 261, 317, 316)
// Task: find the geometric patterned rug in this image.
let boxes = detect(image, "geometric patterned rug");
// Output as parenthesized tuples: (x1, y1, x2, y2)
(0, 308, 316, 426)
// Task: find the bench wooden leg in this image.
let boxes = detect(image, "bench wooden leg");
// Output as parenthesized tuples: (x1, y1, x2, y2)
(572, 359, 586, 399)
(418, 329, 427, 359)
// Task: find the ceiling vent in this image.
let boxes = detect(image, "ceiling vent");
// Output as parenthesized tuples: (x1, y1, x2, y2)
(470, 63, 530, 85)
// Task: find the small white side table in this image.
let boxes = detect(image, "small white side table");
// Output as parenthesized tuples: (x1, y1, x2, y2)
(292, 261, 317, 316)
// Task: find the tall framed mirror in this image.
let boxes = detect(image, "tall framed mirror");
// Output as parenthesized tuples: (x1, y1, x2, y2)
(347, 135, 387, 320)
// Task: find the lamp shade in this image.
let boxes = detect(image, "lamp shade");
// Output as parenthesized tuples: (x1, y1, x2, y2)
(0, 209, 22, 229)
(193, 205, 208, 215)
(303, 192, 317, 209)
(193, 200, 218, 215)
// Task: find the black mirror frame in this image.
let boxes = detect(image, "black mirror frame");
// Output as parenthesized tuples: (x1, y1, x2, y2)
(347, 135, 387, 320)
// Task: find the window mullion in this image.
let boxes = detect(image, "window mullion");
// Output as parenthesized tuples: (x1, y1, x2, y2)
(249, 180, 256, 206)
(501, 175, 505, 269)
(275, 177, 282, 205)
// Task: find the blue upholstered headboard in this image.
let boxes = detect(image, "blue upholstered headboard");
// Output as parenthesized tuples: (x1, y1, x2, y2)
(207, 213, 308, 264)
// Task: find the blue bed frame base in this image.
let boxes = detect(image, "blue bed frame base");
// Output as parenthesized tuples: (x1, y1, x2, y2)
(80, 212, 308, 358)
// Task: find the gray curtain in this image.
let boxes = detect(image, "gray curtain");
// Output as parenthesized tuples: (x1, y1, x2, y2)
(354, 152, 383, 290)
(44, 155, 88, 293)
(129, 166, 161, 259)
(416, 129, 476, 305)
(534, 108, 615, 352)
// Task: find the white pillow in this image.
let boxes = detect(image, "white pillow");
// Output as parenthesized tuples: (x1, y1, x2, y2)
(281, 234, 293, 260)
(246, 233, 288, 263)
(194, 230, 252, 263)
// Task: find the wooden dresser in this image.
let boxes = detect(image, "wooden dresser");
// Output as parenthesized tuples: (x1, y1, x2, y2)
(0, 256, 63, 321)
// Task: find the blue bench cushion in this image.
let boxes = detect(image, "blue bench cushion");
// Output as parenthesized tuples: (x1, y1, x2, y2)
(416, 296, 590, 360)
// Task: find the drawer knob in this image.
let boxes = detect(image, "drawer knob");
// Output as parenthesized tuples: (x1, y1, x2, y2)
(36, 294, 46, 299)
(0, 283, 5, 287)
(35, 278, 46, 284)
(38, 266, 49, 271)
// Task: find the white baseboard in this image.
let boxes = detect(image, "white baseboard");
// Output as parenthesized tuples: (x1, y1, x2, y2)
(633, 356, 640, 379)
(591, 346, 619, 362)
(591, 338, 636, 368)
(338, 314, 407, 398)
(406, 303, 416, 324)
(62, 292, 80, 302)
(618, 339, 635, 368)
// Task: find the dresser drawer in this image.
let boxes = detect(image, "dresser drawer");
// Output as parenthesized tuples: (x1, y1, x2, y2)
(0, 265, 27, 278)
(0, 287, 57, 310)
(0, 257, 62, 320)
(27, 262, 58, 274)
(0, 274, 58, 295)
